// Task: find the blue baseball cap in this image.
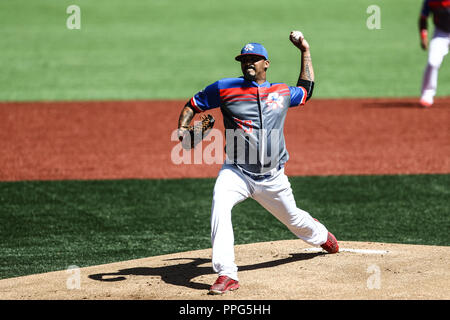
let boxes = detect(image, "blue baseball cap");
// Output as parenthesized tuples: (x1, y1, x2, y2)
(235, 43, 269, 61)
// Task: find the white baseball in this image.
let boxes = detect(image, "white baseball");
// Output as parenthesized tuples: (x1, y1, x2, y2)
(291, 30, 304, 42)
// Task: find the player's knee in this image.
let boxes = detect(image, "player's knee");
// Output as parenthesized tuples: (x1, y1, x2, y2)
(212, 192, 235, 211)
(428, 57, 444, 68)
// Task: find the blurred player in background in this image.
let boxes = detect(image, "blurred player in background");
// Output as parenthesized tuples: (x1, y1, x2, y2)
(419, 0, 450, 107)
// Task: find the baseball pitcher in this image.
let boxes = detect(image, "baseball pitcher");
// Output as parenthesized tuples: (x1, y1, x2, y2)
(177, 31, 339, 295)
(419, 0, 450, 107)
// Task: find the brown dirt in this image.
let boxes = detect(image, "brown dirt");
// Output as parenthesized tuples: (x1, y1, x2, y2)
(0, 240, 449, 300)
(0, 97, 449, 300)
(0, 97, 449, 181)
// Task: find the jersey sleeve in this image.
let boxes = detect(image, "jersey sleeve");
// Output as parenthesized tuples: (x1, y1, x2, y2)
(190, 81, 221, 113)
(421, 0, 430, 18)
(288, 86, 308, 107)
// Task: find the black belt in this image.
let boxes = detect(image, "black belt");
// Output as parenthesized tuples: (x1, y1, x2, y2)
(240, 164, 284, 181)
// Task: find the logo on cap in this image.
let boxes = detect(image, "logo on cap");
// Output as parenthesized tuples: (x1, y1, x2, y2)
(244, 44, 254, 52)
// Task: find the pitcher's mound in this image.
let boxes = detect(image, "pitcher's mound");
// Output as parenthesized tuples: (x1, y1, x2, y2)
(1, 240, 449, 300)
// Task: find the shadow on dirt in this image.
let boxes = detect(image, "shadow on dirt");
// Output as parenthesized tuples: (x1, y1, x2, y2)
(88, 252, 324, 291)
(362, 101, 423, 109)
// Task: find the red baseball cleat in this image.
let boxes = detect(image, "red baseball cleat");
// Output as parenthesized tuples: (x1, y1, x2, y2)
(321, 232, 339, 253)
(209, 275, 240, 295)
(419, 98, 432, 108)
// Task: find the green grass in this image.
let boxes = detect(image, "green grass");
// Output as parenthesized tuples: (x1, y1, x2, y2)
(1, 174, 448, 279)
(0, 0, 448, 101)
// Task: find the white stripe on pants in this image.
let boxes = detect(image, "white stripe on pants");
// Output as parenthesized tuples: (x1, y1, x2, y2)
(210, 163, 328, 281)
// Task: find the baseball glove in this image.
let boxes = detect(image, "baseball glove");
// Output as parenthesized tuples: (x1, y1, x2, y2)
(181, 114, 215, 150)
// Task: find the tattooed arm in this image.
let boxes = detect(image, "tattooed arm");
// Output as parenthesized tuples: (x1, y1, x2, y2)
(177, 102, 195, 141)
(289, 32, 315, 100)
(299, 49, 314, 82)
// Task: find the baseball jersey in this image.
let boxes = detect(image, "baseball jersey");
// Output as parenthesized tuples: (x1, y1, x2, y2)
(190, 77, 308, 174)
(421, 0, 450, 32)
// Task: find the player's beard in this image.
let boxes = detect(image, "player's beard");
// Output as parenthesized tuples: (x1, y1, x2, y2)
(243, 67, 256, 81)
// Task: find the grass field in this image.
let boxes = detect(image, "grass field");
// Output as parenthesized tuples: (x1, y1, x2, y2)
(0, 0, 448, 101)
(1, 174, 449, 279)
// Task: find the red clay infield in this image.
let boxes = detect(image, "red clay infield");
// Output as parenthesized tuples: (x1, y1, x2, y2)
(0, 97, 449, 181)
